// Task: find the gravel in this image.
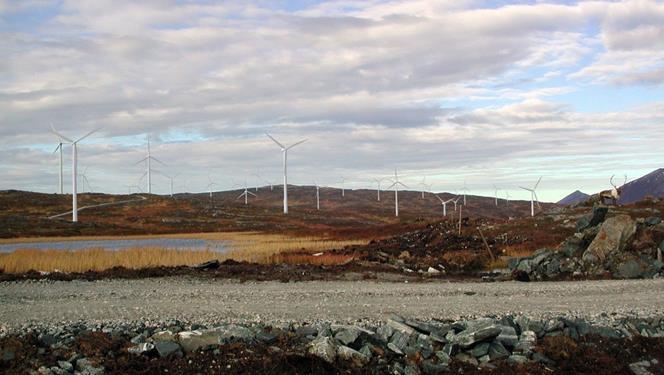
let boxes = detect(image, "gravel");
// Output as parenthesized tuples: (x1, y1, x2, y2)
(1, 277, 664, 333)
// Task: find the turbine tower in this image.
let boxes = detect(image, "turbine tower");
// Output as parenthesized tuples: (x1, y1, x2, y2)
(339, 176, 346, 197)
(50, 125, 99, 222)
(266, 133, 307, 214)
(52, 141, 65, 194)
(386, 169, 408, 217)
(314, 181, 320, 210)
(418, 177, 430, 199)
(136, 135, 165, 194)
(79, 166, 92, 193)
(435, 194, 456, 217)
(493, 185, 500, 206)
(453, 196, 461, 211)
(519, 177, 542, 217)
(237, 181, 257, 205)
(505, 191, 511, 207)
(461, 181, 469, 206)
(207, 173, 219, 199)
(372, 177, 385, 201)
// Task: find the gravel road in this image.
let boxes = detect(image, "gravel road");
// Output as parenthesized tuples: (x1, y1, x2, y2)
(2, 278, 663, 331)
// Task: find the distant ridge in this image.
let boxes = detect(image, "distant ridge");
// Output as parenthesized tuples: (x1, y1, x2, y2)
(619, 168, 664, 204)
(557, 190, 590, 206)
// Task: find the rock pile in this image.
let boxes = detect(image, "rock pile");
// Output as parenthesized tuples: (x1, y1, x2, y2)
(5, 313, 664, 374)
(509, 205, 664, 280)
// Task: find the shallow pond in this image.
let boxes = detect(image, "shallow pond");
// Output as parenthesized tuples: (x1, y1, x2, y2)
(0, 238, 229, 253)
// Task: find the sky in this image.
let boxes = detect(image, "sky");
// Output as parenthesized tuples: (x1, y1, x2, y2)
(0, 0, 662, 202)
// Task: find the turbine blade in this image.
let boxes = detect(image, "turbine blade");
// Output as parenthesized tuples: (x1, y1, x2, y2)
(286, 138, 307, 150)
(135, 156, 148, 165)
(265, 133, 285, 149)
(49, 125, 73, 143)
(52, 144, 62, 154)
(519, 186, 532, 191)
(434, 194, 443, 203)
(386, 182, 397, 189)
(248, 191, 257, 197)
(534, 176, 542, 190)
(151, 156, 167, 166)
(236, 192, 245, 200)
(75, 128, 100, 143)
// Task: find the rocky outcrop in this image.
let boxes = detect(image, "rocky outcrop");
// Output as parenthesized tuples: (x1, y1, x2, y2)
(509, 206, 663, 280)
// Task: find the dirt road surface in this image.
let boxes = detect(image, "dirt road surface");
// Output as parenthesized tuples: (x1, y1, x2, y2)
(1, 278, 662, 331)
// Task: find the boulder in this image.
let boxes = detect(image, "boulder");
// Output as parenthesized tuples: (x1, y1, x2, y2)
(337, 345, 368, 364)
(488, 342, 510, 360)
(155, 341, 182, 358)
(308, 337, 336, 363)
(576, 205, 608, 232)
(583, 215, 637, 263)
(454, 320, 501, 349)
(334, 327, 361, 346)
(177, 330, 222, 352)
(192, 259, 220, 270)
(645, 217, 662, 226)
(151, 331, 175, 342)
(616, 258, 646, 279)
(128, 342, 155, 355)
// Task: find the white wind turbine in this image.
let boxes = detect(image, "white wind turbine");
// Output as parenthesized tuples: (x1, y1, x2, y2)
(453, 196, 461, 211)
(460, 181, 469, 205)
(78, 167, 92, 193)
(207, 173, 220, 199)
(519, 177, 542, 217)
(265, 133, 307, 214)
(314, 181, 320, 210)
(136, 135, 166, 194)
(372, 177, 385, 201)
(236, 181, 257, 205)
(493, 184, 500, 206)
(50, 125, 99, 222)
(52, 140, 65, 194)
(386, 169, 408, 217)
(505, 191, 511, 207)
(339, 176, 346, 197)
(435, 194, 456, 217)
(418, 177, 431, 199)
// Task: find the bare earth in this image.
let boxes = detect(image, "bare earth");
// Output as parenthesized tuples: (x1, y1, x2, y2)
(1, 278, 663, 331)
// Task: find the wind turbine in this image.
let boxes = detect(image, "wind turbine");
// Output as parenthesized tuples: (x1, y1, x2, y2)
(460, 181, 469, 206)
(386, 169, 408, 217)
(493, 185, 500, 206)
(505, 191, 511, 207)
(136, 135, 165, 194)
(52, 141, 65, 194)
(372, 177, 385, 201)
(207, 173, 220, 199)
(314, 181, 320, 210)
(418, 177, 431, 199)
(79, 167, 92, 193)
(157, 171, 178, 197)
(265, 133, 307, 214)
(435, 194, 456, 217)
(453, 196, 461, 211)
(49, 125, 99, 222)
(519, 177, 542, 217)
(339, 176, 346, 197)
(236, 181, 257, 205)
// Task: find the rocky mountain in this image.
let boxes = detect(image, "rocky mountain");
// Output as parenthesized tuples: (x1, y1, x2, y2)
(557, 190, 590, 206)
(619, 168, 664, 204)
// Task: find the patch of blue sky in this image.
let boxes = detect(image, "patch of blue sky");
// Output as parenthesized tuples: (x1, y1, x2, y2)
(0, 1, 60, 33)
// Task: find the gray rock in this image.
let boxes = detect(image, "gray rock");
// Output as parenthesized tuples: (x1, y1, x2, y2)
(334, 327, 361, 346)
(469, 342, 490, 358)
(496, 326, 519, 348)
(388, 331, 410, 354)
(337, 345, 368, 364)
(514, 330, 536, 354)
(546, 258, 561, 277)
(488, 342, 510, 360)
(454, 320, 502, 348)
(57, 361, 73, 371)
(155, 341, 182, 358)
(516, 259, 533, 274)
(128, 342, 155, 355)
(435, 350, 451, 364)
(577, 205, 608, 232)
(645, 217, 661, 226)
(177, 330, 222, 352)
(295, 325, 318, 337)
(359, 344, 373, 359)
(454, 352, 478, 366)
(387, 319, 416, 336)
(629, 360, 653, 375)
(308, 337, 336, 363)
(151, 330, 175, 342)
(404, 365, 421, 375)
(583, 215, 637, 263)
(532, 249, 552, 266)
(416, 334, 434, 359)
(376, 324, 394, 342)
(616, 258, 646, 279)
(256, 330, 278, 344)
(507, 355, 529, 365)
(130, 333, 147, 344)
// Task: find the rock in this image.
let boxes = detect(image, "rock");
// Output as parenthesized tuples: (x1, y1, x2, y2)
(507, 354, 529, 365)
(308, 337, 336, 363)
(454, 320, 501, 348)
(388, 331, 410, 354)
(192, 259, 220, 270)
(2, 349, 15, 362)
(514, 330, 536, 354)
(469, 342, 490, 358)
(128, 342, 155, 355)
(421, 360, 448, 375)
(336, 345, 368, 364)
(334, 327, 361, 346)
(151, 330, 175, 342)
(516, 259, 533, 274)
(427, 267, 440, 274)
(57, 361, 73, 371)
(645, 217, 661, 226)
(155, 341, 182, 358)
(130, 333, 147, 344)
(454, 352, 478, 366)
(387, 319, 416, 336)
(532, 352, 555, 365)
(435, 350, 451, 364)
(616, 258, 646, 279)
(583, 215, 637, 263)
(76, 358, 104, 375)
(177, 330, 222, 352)
(560, 235, 584, 257)
(415, 334, 434, 358)
(496, 326, 519, 348)
(629, 360, 653, 375)
(577, 205, 608, 232)
(404, 365, 420, 375)
(256, 330, 278, 344)
(295, 325, 318, 337)
(488, 342, 510, 360)
(531, 249, 552, 266)
(546, 258, 561, 277)
(376, 324, 394, 342)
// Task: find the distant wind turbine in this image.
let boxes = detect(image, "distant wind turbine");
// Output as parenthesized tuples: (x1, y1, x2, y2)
(493, 185, 500, 206)
(50, 125, 99, 222)
(435, 194, 456, 217)
(136, 135, 166, 194)
(314, 181, 320, 210)
(266, 133, 307, 214)
(505, 191, 511, 207)
(52, 141, 65, 194)
(386, 169, 408, 217)
(339, 176, 346, 197)
(418, 177, 431, 199)
(79, 166, 92, 193)
(460, 181, 469, 205)
(453, 196, 461, 211)
(207, 173, 219, 199)
(237, 181, 257, 205)
(519, 177, 542, 217)
(372, 177, 385, 201)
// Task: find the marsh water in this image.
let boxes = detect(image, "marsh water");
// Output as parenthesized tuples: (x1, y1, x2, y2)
(0, 238, 229, 253)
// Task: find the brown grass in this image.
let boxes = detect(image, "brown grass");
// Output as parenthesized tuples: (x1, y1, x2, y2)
(0, 232, 367, 273)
